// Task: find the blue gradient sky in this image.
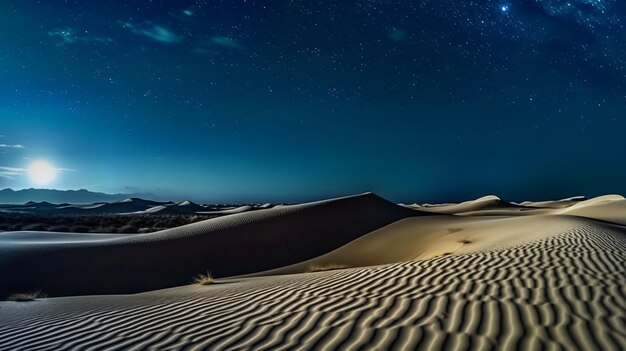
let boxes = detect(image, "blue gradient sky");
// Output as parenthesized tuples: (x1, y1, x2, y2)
(1, 1, 625, 203)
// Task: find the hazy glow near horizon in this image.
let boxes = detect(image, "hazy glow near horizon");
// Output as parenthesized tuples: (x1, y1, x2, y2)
(28, 161, 57, 186)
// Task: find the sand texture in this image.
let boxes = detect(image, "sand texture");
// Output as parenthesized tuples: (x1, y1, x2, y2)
(0, 193, 420, 297)
(0, 194, 624, 350)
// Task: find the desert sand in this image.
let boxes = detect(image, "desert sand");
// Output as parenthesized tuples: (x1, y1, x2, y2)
(0, 193, 625, 350)
(0, 193, 419, 296)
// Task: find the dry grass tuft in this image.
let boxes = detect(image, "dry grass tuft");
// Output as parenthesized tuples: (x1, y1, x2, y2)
(307, 263, 350, 272)
(7, 291, 46, 302)
(194, 271, 215, 285)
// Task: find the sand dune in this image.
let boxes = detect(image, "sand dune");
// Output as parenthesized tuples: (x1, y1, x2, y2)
(257, 215, 592, 275)
(255, 192, 626, 275)
(0, 197, 273, 215)
(408, 195, 626, 220)
(517, 196, 586, 208)
(414, 195, 527, 215)
(556, 195, 626, 225)
(0, 200, 59, 212)
(0, 193, 420, 297)
(127, 200, 208, 214)
(0, 193, 624, 350)
(0, 218, 624, 350)
(196, 205, 255, 215)
(40, 198, 174, 214)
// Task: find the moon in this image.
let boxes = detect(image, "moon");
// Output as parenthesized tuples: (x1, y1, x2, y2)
(28, 160, 58, 186)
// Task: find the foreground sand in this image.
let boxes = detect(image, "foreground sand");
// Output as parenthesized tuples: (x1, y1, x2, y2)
(0, 194, 625, 350)
(0, 218, 624, 350)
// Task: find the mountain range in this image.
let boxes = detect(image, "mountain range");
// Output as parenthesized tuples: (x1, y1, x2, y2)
(0, 188, 156, 204)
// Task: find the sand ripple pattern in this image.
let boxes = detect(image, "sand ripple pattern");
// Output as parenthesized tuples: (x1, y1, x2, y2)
(0, 223, 625, 350)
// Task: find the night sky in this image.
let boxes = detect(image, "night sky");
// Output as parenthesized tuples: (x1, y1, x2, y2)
(1, 0, 625, 203)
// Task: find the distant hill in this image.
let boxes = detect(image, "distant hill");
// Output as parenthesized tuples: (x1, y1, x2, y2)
(0, 188, 156, 204)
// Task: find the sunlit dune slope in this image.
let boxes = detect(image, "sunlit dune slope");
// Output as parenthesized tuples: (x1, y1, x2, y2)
(262, 194, 626, 274)
(556, 194, 626, 225)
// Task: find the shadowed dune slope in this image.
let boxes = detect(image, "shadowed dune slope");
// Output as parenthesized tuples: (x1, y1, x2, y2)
(0, 219, 624, 350)
(0, 193, 423, 297)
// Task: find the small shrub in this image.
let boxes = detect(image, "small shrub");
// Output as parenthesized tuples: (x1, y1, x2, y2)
(7, 291, 46, 302)
(194, 272, 214, 285)
(306, 263, 350, 272)
(458, 239, 472, 245)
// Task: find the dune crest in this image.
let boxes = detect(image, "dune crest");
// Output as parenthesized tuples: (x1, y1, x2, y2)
(0, 192, 422, 297)
(416, 194, 522, 215)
